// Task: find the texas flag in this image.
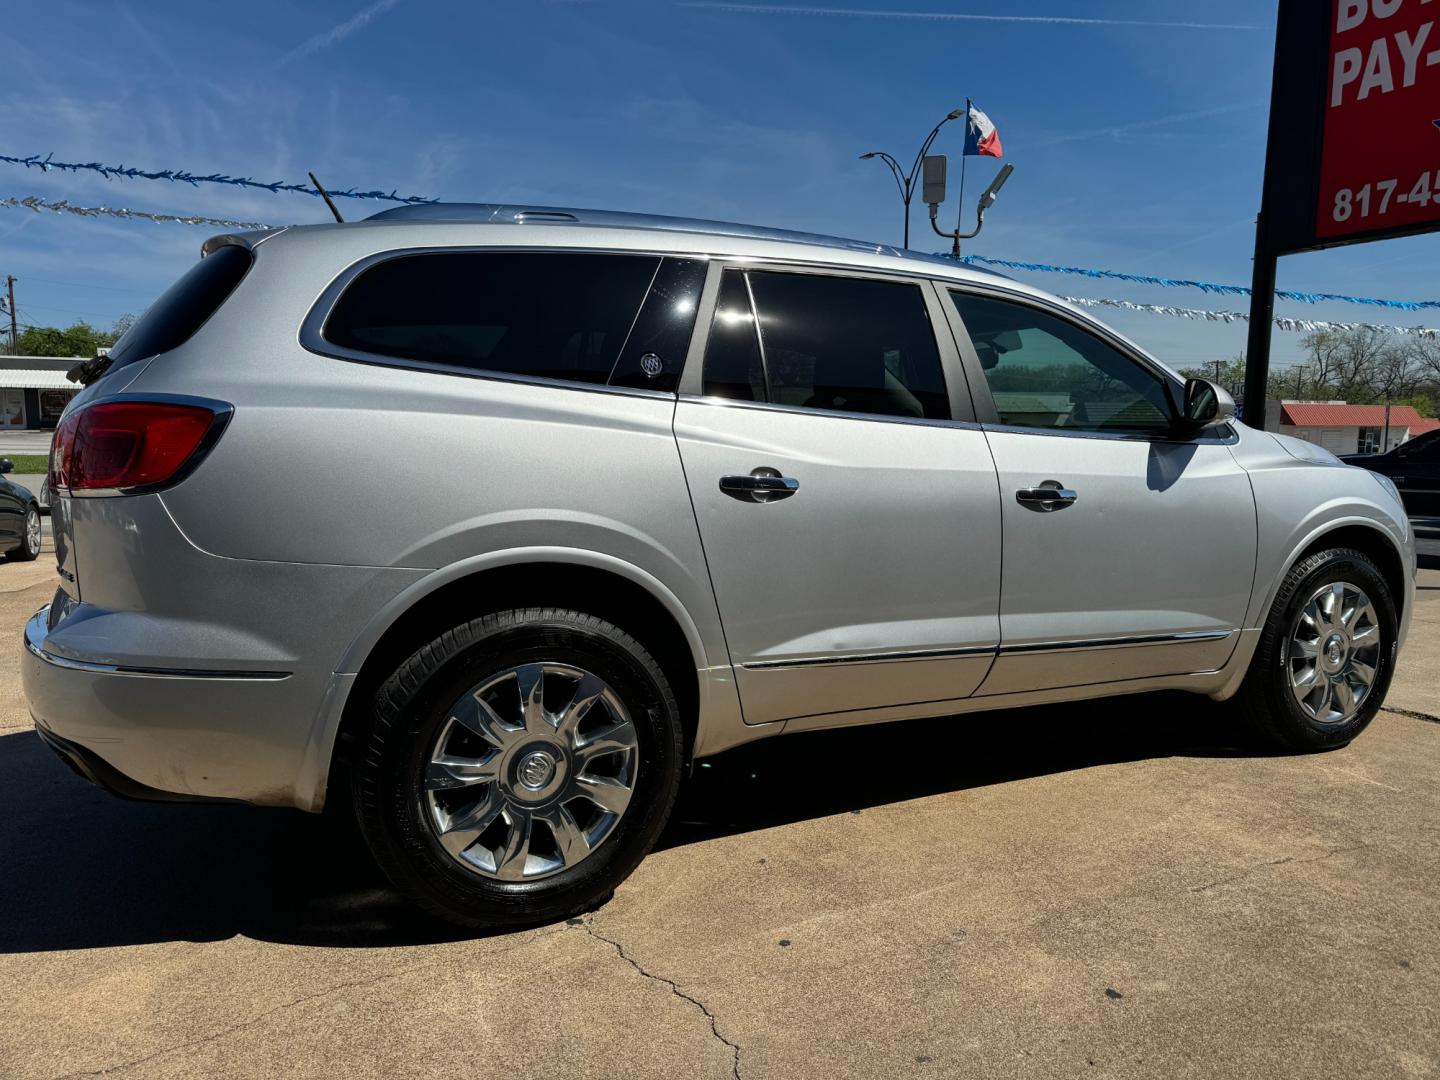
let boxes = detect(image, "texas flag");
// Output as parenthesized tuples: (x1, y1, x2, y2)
(963, 104, 1003, 159)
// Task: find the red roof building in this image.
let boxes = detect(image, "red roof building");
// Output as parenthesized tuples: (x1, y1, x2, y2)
(1277, 402, 1436, 455)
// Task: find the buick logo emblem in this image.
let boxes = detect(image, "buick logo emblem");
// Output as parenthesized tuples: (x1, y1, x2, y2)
(639, 352, 664, 378)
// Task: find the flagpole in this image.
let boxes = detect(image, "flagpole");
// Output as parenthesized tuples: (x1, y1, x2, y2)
(954, 98, 971, 245)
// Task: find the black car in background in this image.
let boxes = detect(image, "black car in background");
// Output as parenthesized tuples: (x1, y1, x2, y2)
(0, 459, 42, 562)
(1344, 430, 1440, 564)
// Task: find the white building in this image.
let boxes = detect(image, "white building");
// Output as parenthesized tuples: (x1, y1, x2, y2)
(0, 357, 84, 430)
(1277, 401, 1440, 455)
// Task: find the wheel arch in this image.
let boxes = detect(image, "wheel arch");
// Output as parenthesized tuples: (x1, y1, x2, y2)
(1264, 520, 1410, 627)
(323, 550, 709, 798)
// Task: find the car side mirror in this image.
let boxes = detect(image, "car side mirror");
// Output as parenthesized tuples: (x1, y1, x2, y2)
(0, 459, 12, 475)
(1180, 378, 1235, 430)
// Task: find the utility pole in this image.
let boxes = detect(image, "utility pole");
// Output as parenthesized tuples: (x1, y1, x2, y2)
(4, 276, 16, 354)
(1213, 360, 1223, 385)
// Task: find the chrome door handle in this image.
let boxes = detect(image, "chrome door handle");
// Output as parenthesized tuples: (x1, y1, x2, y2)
(1016, 481, 1078, 511)
(719, 468, 799, 504)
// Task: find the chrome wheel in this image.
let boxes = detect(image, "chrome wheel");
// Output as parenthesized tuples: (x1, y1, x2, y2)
(25, 509, 40, 555)
(423, 662, 639, 881)
(1288, 581, 1381, 725)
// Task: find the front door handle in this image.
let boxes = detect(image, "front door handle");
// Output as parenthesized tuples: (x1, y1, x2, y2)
(720, 467, 799, 504)
(1016, 481, 1078, 512)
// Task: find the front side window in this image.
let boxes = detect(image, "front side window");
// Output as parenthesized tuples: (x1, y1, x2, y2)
(323, 251, 700, 390)
(1400, 429, 1440, 460)
(948, 291, 1174, 435)
(702, 269, 950, 421)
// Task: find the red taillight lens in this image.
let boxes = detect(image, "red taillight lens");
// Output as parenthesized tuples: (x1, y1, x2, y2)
(52, 401, 222, 493)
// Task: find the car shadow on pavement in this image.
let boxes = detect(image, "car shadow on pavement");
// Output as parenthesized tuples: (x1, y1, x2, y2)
(0, 692, 1255, 954)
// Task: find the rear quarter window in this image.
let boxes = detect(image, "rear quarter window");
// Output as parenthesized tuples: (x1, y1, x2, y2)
(105, 245, 254, 375)
(320, 251, 688, 389)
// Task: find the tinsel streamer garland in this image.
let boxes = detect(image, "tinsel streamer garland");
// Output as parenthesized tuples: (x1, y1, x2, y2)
(951, 253, 1440, 311)
(0, 152, 434, 204)
(1061, 294, 1440, 339)
(2, 195, 281, 230)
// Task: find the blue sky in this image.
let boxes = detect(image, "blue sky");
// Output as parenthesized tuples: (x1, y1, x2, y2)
(3, 0, 1437, 370)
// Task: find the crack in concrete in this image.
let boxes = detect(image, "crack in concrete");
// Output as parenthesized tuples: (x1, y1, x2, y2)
(1382, 705, 1440, 725)
(48, 925, 569, 1080)
(1189, 843, 1371, 894)
(579, 921, 743, 1080)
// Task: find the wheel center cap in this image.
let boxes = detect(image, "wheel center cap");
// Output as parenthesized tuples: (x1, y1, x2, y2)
(1323, 633, 1348, 671)
(517, 750, 556, 790)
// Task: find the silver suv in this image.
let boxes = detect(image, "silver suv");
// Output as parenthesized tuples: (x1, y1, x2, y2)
(22, 205, 1415, 927)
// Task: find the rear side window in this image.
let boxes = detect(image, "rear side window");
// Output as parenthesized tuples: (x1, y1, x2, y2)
(322, 252, 702, 392)
(105, 245, 253, 374)
(702, 269, 949, 420)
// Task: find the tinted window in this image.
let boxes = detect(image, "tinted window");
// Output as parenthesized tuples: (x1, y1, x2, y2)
(948, 292, 1173, 434)
(325, 252, 660, 386)
(702, 269, 949, 420)
(608, 258, 706, 392)
(106, 245, 253, 375)
(701, 271, 766, 402)
(1401, 429, 1440, 461)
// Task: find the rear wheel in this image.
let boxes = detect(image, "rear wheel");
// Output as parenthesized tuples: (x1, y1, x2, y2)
(352, 607, 684, 928)
(1234, 547, 1397, 751)
(7, 506, 41, 562)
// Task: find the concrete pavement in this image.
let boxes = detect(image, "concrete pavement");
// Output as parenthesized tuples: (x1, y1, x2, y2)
(0, 558, 1436, 1080)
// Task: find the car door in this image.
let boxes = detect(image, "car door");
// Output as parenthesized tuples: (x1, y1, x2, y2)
(1388, 431, 1440, 517)
(936, 285, 1258, 695)
(0, 468, 22, 548)
(674, 264, 1002, 727)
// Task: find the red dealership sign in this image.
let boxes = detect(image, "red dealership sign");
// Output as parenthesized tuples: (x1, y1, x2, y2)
(1317, 0, 1440, 241)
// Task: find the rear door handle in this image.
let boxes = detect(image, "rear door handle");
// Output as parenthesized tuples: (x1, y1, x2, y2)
(720, 468, 799, 504)
(1016, 481, 1078, 511)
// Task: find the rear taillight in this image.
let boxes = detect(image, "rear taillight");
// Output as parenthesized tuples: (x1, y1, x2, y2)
(51, 400, 227, 494)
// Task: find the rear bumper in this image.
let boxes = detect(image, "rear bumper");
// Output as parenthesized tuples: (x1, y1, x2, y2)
(21, 604, 323, 808)
(34, 720, 234, 804)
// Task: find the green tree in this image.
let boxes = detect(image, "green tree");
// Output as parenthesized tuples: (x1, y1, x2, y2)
(11, 316, 134, 358)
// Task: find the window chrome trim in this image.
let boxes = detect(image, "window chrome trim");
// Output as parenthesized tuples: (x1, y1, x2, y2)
(981, 421, 1239, 447)
(676, 393, 985, 432)
(25, 610, 290, 680)
(741, 645, 996, 670)
(998, 630, 1234, 655)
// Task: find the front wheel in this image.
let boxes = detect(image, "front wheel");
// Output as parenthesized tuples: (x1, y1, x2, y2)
(352, 607, 684, 929)
(1234, 547, 1398, 751)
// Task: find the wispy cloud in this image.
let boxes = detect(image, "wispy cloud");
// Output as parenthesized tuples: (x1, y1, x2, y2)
(1031, 102, 1267, 145)
(678, 3, 1261, 31)
(274, 0, 406, 66)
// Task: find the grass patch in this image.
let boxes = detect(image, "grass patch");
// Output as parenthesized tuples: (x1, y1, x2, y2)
(1, 455, 49, 474)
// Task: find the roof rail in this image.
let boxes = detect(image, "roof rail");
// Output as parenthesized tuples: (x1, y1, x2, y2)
(365, 202, 917, 260)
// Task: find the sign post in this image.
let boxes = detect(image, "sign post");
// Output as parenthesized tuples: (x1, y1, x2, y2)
(1245, 0, 1440, 427)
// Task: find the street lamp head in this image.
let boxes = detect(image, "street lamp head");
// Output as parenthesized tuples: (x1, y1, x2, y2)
(947, 108, 965, 120)
(859, 152, 877, 160)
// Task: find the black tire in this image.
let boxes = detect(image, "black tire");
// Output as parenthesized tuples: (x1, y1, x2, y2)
(1233, 547, 1398, 751)
(352, 607, 684, 929)
(6, 504, 41, 562)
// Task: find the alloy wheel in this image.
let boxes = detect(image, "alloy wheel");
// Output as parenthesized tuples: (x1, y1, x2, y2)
(423, 662, 639, 881)
(25, 509, 40, 556)
(1287, 581, 1382, 725)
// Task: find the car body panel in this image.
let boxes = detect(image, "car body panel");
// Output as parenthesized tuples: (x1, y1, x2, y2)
(674, 398, 1002, 725)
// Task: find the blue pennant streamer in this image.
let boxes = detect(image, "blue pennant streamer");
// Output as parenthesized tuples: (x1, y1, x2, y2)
(0, 152, 435, 205)
(949, 253, 1440, 311)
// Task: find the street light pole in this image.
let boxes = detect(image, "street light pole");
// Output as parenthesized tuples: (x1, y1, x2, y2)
(861, 108, 965, 249)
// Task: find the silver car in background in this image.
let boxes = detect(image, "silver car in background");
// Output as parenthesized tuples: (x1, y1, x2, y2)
(21, 205, 1415, 927)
